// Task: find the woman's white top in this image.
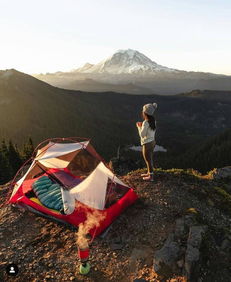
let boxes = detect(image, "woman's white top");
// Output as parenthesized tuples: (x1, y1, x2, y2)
(137, 120, 155, 145)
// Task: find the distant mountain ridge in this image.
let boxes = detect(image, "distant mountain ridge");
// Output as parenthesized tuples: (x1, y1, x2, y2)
(34, 49, 231, 95)
(180, 89, 231, 101)
(1, 69, 231, 163)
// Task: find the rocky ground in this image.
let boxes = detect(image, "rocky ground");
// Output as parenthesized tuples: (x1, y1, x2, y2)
(0, 168, 231, 281)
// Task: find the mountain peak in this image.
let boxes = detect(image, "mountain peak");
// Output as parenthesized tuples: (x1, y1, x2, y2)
(76, 49, 177, 74)
(115, 48, 142, 57)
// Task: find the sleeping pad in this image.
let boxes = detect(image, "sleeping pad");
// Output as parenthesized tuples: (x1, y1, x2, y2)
(32, 176, 64, 211)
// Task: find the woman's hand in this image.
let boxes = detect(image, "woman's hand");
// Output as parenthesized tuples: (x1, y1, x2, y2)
(136, 121, 142, 127)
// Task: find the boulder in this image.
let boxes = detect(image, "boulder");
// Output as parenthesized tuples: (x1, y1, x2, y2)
(174, 217, 186, 238)
(153, 233, 180, 275)
(184, 213, 199, 229)
(212, 166, 231, 179)
(187, 226, 207, 248)
(184, 226, 207, 280)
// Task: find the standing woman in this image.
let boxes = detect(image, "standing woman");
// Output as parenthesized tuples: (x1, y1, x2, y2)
(136, 103, 157, 181)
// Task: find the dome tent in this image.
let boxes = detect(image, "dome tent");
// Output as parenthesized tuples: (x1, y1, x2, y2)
(8, 138, 138, 236)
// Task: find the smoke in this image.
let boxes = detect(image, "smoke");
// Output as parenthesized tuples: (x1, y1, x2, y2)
(76, 205, 106, 249)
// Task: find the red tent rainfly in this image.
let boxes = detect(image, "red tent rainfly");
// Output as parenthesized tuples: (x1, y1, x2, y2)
(8, 137, 138, 237)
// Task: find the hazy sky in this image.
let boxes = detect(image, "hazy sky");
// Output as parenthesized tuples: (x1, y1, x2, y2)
(0, 0, 231, 74)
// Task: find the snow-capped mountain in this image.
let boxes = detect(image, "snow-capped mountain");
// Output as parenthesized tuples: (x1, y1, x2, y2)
(75, 49, 177, 74)
(34, 49, 231, 95)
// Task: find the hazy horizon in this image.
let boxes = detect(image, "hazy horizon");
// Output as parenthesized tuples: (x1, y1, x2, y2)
(0, 0, 231, 75)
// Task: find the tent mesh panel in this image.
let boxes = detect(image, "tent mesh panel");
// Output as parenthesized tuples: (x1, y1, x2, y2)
(67, 149, 100, 178)
(105, 179, 129, 208)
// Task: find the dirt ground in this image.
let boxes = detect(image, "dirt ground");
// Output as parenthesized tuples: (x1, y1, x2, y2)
(0, 168, 230, 281)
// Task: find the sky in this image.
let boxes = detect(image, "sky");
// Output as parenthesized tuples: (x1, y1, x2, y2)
(0, 0, 231, 75)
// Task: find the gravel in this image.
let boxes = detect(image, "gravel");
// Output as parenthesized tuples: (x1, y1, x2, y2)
(0, 169, 230, 281)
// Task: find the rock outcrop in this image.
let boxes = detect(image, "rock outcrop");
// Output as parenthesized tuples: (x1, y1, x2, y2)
(153, 211, 208, 280)
(212, 166, 231, 179)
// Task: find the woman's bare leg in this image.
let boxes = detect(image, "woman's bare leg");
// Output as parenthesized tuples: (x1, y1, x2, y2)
(142, 141, 155, 178)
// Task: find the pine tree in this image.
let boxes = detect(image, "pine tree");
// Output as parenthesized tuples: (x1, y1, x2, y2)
(0, 140, 11, 183)
(1, 139, 9, 159)
(22, 137, 34, 161)
(0, 151, 5, 184)
(8, 140, 22, 175)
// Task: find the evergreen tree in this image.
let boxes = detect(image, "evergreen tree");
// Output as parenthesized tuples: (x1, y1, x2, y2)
(22, 137, 34, 161)
(0, 151, 5, 184)
(1, 139, 9, 159)
(8, 140, 22, 175)
(0, 140, 11, 184)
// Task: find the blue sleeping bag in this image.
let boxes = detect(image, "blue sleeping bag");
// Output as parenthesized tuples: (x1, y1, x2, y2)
(32, 176, 64, 211)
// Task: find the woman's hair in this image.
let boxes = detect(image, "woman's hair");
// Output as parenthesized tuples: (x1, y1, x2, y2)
(145, 114, 156, 131)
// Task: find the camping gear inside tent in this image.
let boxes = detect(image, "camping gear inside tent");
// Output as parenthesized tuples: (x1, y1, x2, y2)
(8, 138, 138, 236)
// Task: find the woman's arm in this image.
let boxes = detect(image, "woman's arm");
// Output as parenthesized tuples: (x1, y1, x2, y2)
(137, 121, 148, 138)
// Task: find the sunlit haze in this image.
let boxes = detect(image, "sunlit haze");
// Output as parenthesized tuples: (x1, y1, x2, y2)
(0, 0, 231, 75)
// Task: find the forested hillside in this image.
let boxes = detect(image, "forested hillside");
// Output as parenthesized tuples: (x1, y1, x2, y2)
(1, 127, 231, 185)
(176, 128, 231, 173)
(0, 138, 34, 184)
(1, 69, 231, 181)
